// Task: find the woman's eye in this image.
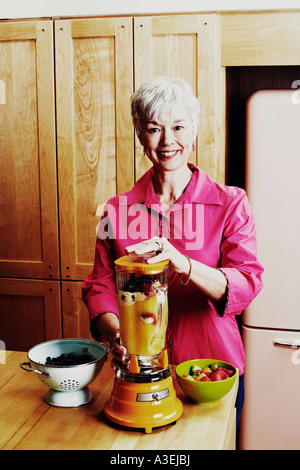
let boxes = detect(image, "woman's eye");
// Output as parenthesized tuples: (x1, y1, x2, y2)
(148, 127, 160, 134)
(174, 125, 183, 131)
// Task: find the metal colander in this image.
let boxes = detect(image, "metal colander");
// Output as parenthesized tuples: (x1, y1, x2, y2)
(20, 338, 110, 407)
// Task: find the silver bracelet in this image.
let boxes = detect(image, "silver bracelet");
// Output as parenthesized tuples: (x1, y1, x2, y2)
(178, 255, 192, 286)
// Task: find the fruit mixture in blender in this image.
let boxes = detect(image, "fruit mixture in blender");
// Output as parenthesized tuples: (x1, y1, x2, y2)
(118, 274, 168, 357)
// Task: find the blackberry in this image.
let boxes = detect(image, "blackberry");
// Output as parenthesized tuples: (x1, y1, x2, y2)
(45, 352, 96, 366)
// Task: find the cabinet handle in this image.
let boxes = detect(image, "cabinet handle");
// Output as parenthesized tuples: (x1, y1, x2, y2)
(273, 338, 300, 349)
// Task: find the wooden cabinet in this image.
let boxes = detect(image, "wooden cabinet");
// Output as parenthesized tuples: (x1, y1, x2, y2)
(0, 20, 60, 351)
(0, 20, 59, 280)
(0, 17, 135, 349)
(1, 11, 300, 351)
(221, 11, 300, 66)
(0, 278, 61, 351)
(55, 18, 134, 281)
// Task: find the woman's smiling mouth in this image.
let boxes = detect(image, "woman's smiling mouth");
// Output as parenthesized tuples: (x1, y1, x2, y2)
(158, 150, 179, 158)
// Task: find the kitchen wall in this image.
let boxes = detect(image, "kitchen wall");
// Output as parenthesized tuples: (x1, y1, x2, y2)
(1, 0, 300, 19)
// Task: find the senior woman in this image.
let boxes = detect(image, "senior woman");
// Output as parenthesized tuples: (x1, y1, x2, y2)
(82, 76, 263, 427)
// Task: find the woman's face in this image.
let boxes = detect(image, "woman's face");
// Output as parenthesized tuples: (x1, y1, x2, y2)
(139, 105, 194, 173)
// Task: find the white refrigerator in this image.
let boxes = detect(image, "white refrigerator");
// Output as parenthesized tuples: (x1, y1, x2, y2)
(240, 89, 300, 450)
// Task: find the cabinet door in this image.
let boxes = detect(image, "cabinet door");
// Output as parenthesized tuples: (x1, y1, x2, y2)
(0, 21, 59, 279)
(221, 11, 300, 66)
(0, 278, 61, 351)
(55, 18, 134, 281)
(61, 281, 92, 339)
(134, 15, 225, 184)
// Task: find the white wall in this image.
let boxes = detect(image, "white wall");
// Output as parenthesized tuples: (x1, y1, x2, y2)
(1, 0, 300, 20)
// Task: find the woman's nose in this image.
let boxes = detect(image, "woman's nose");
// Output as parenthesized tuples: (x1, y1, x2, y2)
(160, 128, 174, 146)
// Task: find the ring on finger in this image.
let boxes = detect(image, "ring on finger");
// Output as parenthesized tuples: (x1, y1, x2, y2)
(155, 240, 164, 254)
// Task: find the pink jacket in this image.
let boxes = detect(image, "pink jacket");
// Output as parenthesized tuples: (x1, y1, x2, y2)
(82, 164, 263, 374)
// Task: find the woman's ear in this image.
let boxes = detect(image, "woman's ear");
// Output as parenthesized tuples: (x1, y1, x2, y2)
(137, 134, 146, 155)
(137, 132, 143, 147)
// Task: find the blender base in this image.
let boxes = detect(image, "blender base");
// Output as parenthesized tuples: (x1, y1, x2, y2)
(104, 375, 183, 434)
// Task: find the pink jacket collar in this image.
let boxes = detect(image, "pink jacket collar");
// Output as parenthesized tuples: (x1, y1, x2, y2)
(119, 163, 223, 209)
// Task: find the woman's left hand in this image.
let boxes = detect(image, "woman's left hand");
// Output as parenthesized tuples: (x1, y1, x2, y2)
(125, 237, 190, 275)
(126, 237, 228, 302)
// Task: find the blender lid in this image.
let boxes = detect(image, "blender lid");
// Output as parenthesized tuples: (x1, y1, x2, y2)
(115, 255, 169, 273)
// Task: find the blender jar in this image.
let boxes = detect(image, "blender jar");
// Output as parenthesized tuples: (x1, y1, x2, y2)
(115, 255, 169, 370)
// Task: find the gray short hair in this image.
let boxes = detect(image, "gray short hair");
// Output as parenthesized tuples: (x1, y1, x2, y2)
(131, 76, 200, 141)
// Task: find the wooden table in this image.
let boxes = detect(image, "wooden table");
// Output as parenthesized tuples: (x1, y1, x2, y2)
(0, 351, 237, 451)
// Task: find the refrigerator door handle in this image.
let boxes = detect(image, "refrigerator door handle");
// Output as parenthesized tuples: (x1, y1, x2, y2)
(274, 338, 300, 349)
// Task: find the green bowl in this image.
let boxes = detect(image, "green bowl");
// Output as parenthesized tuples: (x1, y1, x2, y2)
(176, 359, 237, 405)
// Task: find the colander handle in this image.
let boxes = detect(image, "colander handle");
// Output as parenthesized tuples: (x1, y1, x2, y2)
(19, 361, 51, 378)
(102, 343, 112, 357)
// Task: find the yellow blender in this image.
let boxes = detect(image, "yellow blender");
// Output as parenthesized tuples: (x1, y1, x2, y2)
(104, 254, 183, 433)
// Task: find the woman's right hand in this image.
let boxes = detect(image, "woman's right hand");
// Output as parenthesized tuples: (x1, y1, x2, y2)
(94, 312, 127, 369)
(110, 329, 127, 369)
